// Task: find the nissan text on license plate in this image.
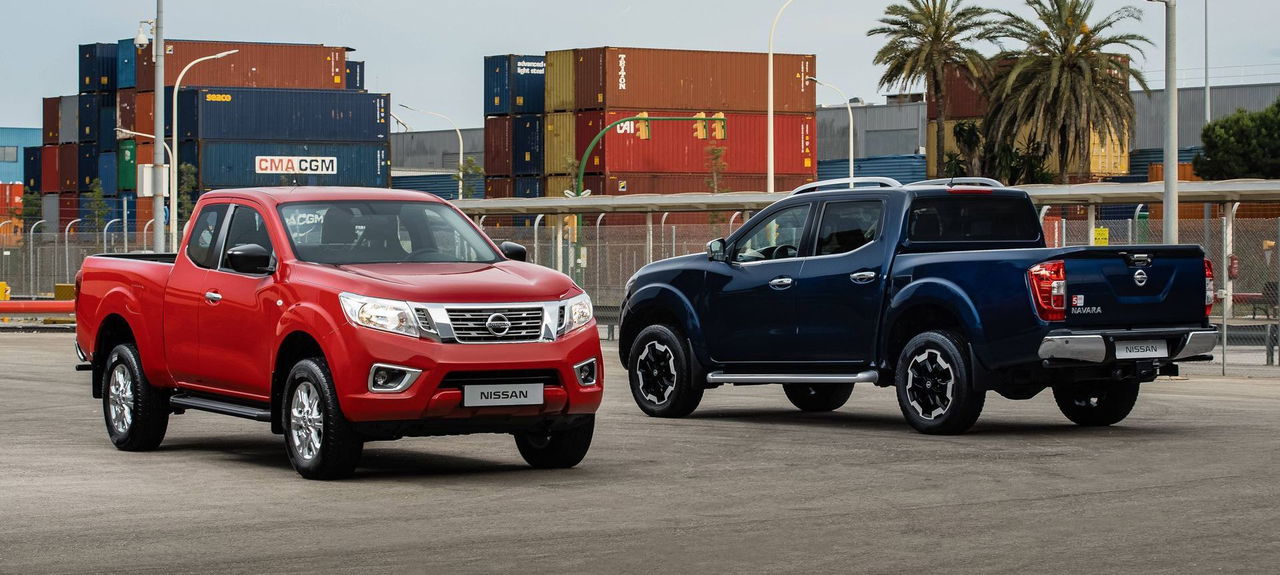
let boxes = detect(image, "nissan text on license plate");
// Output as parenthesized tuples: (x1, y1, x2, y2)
(1115, 340, 1168, 359)
(463, 383, 544, 407)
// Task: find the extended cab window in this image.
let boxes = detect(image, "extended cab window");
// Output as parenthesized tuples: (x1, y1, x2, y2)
(908, 197, 1040, 242)
(733, 204, 810, 263)
(186, 204, 229, 269)
(280, 201, 499, 264)
(220, 205, 275, 271)
(816, 201, 883, 256)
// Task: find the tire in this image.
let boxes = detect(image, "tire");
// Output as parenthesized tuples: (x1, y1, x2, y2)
(895, 330, 985, 435)
(1052, 382, 1140, 427)
(283, 358, 363, 480)
(627, 325, 704, 418)
(514, 415, 595, 469)
(102, 343, 170, 451)
(783, 383, 854, 412)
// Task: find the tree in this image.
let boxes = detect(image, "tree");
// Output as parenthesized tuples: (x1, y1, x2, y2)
(982, 0, 1150, 184)
(17, 187, 42, 224)
(83, 178, 112, 233)
(869, 0, 993, 177)
(177, 163, 198, 225)
(453, 156, 485, 199)
(1192, 99, 1280, 180)
(704, 146, 730, 193)
(952, 120, 983, 175)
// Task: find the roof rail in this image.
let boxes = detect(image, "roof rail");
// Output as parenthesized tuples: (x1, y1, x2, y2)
(905, 177, 1006, 188)
(789, 177, 903, 196)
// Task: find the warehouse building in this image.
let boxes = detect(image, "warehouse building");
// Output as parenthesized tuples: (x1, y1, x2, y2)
(1128, 82, 1280, 177)
(1, 127, 40, 184)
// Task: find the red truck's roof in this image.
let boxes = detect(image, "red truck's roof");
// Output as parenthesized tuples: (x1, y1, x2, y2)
(198, 187, 449, 208)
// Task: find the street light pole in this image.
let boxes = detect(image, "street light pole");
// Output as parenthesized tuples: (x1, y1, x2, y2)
(172, 49, 238, 248)
(1150, 0, 1178, 243)
(767, 0, 795, 194)
(152, 0, 166, 251)
(1204, 0, 1210, 124)
(807, 76, 854, 179)
(399, 105, 465, 199)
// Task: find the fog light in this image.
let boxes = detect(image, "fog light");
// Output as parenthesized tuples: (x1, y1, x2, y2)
(573, 358, 598, 387)
(368, 363, 422, 393)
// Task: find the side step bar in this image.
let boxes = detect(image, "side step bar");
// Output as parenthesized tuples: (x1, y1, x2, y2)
(170, 394, 272, 422)
(705, 371, 879, 385)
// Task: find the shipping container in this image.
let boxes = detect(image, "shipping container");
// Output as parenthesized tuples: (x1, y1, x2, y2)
(574, 47, 815, 113)
(545, 50, 575, 112)
(116, 88, 136, 133)
(173, 87, 389, 142)
(596, 172, 814, 196)
(345, 60, 365, 90)
(192, 140, 390, 189)
(120, 191, 156, 235)
(43, 97, 60, 144)
(484, 177, 513, 199)
(575, 110, 815, 175)
(545, 175, 604, 198)
(40, 145, 59, 193)
(58, 143, 78, 191)
(483, 55, 546, 116)
(117, 39, 138, 89)
(137, 40, 347, 91)
(543, 111, 576, 174)
(24, 147, 42, 191)
(58, 96, 78, 144)
(117, 140, 137, 190)
(78, 191, 123, 232)
(926, 63, 988, 120)
(99, 93, 118, 150)
(1, 183, 21, 214)
(98, 152, 118, 196)
(58, 192, 79, 230)
(42, 192, 59, 226)
(79, 43, 118, 93)
(514, 176, 541, 198)
(78, 93, 100, 142)
(484, 116, 513, 177)
(390, 173, 484, 201)
(135, 91, 155, 138)
(512, 114, 543, 176)
(79, 142, 99, 192)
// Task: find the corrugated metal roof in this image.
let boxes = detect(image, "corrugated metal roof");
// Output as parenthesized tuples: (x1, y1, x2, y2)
(391, 173, 485, 200)
(1130, 83, 1280, 149)
(818, 155, 926, 184)
(817, 102, 926, 160)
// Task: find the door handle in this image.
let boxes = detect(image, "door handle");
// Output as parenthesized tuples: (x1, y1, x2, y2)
(204, 291, 223, 303)
(850, 271, 877, 284)
(769, 276, 795, 290)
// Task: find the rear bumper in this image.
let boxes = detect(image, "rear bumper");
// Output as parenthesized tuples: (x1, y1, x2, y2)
(1038, 327, 1217, 364)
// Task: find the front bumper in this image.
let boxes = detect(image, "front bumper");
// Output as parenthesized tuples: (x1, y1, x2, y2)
(321, 320, 603, 424)
(1038, 327, 1217, 364)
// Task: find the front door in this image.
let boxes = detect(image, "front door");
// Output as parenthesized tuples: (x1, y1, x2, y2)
(161, 202, 229, 384)
(703, 203, 813, 363)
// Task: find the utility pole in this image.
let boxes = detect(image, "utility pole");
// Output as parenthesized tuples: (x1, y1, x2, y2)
(152, 0, 166, 251)
(1149, 0, 1179, 243)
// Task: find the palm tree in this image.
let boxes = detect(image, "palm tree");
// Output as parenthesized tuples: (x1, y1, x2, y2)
(868, 0, 993, 178)
(982, 0, 1150, 183)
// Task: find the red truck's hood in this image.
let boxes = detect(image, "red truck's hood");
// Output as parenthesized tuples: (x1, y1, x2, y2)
(295, 260, 580, 304)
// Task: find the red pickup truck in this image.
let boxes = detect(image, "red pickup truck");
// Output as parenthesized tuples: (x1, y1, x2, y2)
(75, 187, 602, 479)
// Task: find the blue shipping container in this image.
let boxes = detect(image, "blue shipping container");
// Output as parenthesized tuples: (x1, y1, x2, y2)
(1128, 147, 1202, 176)
(172, 88, 389, 142)
(78, 93, 115, 145)
(483, 55, 546, 116)
(116, 39, 137, 89)
(78, 192, 122, 232)
(514, 176, 541, 198)
(816, 155, 927, 187)
(345, 60, 365, 91)
(78, 142, 99, 192)
(24, 147, 42, 191)
(390, 173, 485, 201)
(512, 114, 543, 176)
(79, 43, 118, 93)
(98, 152, 118, 196)
(194, 141, 390, 189)
(99, 93, 117, 152)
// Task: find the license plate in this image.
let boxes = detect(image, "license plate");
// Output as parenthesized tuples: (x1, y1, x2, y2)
(1116, 340, 1168, 359)
(463, 383, 543, 407)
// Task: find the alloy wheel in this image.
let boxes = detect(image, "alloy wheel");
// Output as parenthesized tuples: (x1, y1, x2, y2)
(107, 364, 134, 434)
(636, 341, 678, 405)
(289, 380, 324, 461)
(905, 348, 954, 420)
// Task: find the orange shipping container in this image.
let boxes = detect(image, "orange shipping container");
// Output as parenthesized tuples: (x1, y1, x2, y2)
(1147, 162, 1201, 182)
(137, 40, 346, 91)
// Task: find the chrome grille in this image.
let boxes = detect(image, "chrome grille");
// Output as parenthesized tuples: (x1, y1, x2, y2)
(445, 307, 544, 343)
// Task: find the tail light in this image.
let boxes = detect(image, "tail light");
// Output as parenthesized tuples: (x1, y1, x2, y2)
(1029, 260, 1066, 322)
(1204, 258, 1215, 317)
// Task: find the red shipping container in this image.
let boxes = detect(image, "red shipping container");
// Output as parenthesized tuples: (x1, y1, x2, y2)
(576, 110, 815, 175)
(58, 192, 79, 230)
(58, 144, 78, 192)
(42, 97, 60, 145)
(485, 177, 513, 199)
(117, 88, 137, 133)
(135, 91, 154, 138)
(40, 145, 60, 193)
(574, 47, 815, 113)
(484, 116, 513, 177)
(598, 172, 814, 196)
(137, 40, 346, 91)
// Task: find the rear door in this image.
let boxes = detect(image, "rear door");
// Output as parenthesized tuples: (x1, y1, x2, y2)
(1064, 247, 1207, 328)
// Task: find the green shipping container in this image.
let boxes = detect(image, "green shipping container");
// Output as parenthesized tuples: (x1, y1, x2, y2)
(543, 112, 576, 175)
(117, 139, 136, 190)
(545, 49, 575, 112)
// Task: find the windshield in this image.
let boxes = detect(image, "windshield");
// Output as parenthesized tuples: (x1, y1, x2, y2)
(279, 201, 499, 264)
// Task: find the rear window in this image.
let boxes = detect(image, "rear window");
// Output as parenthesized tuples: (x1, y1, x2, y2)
(907, 197, 1040, 242)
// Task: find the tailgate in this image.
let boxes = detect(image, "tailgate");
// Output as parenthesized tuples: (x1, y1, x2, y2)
(1064, 246, 1206, 328)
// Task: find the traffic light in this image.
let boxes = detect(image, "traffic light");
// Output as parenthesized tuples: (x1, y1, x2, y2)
(563, 215, 578, 242)
(710, 112, 726, 140)
(635, 112, 650, 140)
(692, 112, 707, 139)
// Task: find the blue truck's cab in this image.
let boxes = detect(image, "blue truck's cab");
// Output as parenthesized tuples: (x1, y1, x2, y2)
(619, 178, 1218, 434)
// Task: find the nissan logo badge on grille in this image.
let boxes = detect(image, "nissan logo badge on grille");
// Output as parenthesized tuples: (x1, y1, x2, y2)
(1134, 269, 1148, 287)
(485, 313, 512, 336)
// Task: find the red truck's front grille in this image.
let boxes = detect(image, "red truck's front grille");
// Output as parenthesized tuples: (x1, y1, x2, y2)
(437, 369, 561, 389)
(445, 307, 544, 343)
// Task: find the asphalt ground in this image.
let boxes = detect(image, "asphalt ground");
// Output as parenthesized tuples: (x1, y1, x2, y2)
(1, 332, 1277, 574)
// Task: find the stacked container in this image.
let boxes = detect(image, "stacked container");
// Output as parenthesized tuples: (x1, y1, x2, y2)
(482, 54, 546, 214)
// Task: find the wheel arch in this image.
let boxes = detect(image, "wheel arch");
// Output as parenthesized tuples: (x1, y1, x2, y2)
(882, 279, 984, 371)
(618, 283, 704, 366)
(92, 313, 136, 399)
(270, 330, 327, 434)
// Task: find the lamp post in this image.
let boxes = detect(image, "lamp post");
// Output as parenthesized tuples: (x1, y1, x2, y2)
(806, 76, 854, 179)
(133, 1, 166, 251)
(1149, 0, 1178, 243)
(767, 0, 795, 193)
(171, 49, 238, 248)
(399, 104, 465, 199)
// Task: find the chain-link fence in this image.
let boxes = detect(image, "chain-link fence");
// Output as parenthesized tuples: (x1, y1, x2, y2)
(1, 231, 155, 296)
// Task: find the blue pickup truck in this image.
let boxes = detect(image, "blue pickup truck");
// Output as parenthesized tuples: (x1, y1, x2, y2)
(618, 178, 1218, 434)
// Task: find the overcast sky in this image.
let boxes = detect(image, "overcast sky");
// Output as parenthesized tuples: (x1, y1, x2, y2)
(2, 0, 1275, 130)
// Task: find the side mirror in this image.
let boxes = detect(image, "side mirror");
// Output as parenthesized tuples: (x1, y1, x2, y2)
(225, 243, 274, 274)
(500, 241, 527, 262)
(706, 238, 728, 262)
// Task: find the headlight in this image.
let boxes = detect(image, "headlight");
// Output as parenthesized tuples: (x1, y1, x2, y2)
(560, 293, 593, 335)
(339, 292, 420, 338)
